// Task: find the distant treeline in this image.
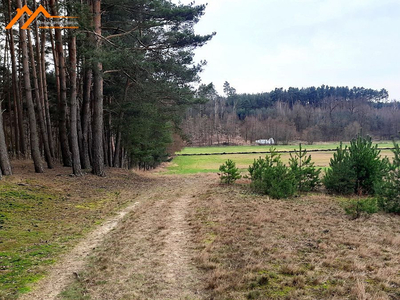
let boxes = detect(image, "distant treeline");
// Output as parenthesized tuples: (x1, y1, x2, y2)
(230, 85, 389, 120)
(183, 83, 400, 146)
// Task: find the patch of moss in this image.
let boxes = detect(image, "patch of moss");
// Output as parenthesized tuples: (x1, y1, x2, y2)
(0, 182, 94, 298)
(203, 232, 217, 245)
(0, 244, 59, 299)
(59, 277, 89, 300)
(265, 285, 295, 298)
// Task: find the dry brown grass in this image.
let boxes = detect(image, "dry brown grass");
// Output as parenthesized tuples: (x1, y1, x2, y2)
(189, 182, 400, 299)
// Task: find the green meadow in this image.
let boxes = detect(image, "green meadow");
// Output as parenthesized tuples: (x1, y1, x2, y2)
(167, 142, 395, 174)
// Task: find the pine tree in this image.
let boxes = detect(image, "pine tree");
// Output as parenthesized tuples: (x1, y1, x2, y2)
(249, 148, 296, 199)
(348, 135, 388, 195)
(219, 159, 241, 184)
(98, 0, 214, 169)
(323, 142, 356, 194)
(16, 0, 43, 173)
(324, 136, 388, 195)
(377, 141, 400, 213)
(289, 143, 321, 192)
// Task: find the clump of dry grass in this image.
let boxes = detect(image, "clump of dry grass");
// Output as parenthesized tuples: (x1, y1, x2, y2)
(352, 278, 367, 300)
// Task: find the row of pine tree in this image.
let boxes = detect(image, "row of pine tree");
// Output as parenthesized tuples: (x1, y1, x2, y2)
(0, 0, 213, 177)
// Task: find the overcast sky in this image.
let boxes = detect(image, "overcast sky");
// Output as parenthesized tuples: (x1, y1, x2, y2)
(175, 0, 400, 99)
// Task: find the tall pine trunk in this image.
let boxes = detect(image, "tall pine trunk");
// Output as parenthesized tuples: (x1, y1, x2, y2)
(91, 0, 105, 176)
(0, 98, 12, 176)
(49, 0, 72, 167)
(3, 32, 13, 155)
(7, 0, 26, 157)
(68, 34, 82, 176)
(27, 30, 53, 169)
(38, 26, 55, 159)
(7, 26, 21, 155)
(16, 0, 43, 173)
(81, 65, 92, 169)
(113, 78, 129, 167)
(42, 30, 55, 158)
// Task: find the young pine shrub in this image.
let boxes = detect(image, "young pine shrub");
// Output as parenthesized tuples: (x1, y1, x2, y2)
(289, 143, 321, 192)
(219, 159, 241, 184)
(377, 141, 400, 213)
(248, 148, 296, 199)
(348, 134, 389, 195)
(343, 198, 379, 219)
(323, 142, 356, 195)
(324, 136, 388, 195)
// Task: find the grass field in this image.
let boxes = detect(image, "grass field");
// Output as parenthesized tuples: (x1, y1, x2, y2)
(167, 142, 395, 174)
(176, 142, 394, 155)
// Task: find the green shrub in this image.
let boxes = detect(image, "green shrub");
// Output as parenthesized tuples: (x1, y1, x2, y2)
(348, 135, 388, 195)
(219, 159, 241, 184)
(343, 198, 379, 219)
(377, 141, 400, 213)
(289, 143, 321, 192)
(324, 136, 388, 195)
(323, 142, 356, 194)
(248, 149, 296, 199)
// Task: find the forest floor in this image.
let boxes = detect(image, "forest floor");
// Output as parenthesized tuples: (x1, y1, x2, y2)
(1, 162, 400, 299)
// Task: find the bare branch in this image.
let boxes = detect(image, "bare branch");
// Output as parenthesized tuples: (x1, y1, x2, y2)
(106, 26, 139, 40)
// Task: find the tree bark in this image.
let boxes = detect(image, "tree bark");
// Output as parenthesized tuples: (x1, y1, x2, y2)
(0, 103, 12, 175)
(68, 34, 82, 176)
(103, 130, 109, 167)
(113, 78, 129, 167)
(106, 97, 112, 167)
(81, 65, 92, 169)
(91, 0, 105, 176)
(39, 27, 55, 159)
(42, 30, 55, 158)
(27, 30, 53, 169)
(7, 0, 26, 157)
(49, 0, 72, 167)
(3, 31, 14, 156)
(113, 126, 122, 168)
(16, 0, 43, 173)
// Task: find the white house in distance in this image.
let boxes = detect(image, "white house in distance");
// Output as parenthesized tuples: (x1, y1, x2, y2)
(255, 138, 275, 145)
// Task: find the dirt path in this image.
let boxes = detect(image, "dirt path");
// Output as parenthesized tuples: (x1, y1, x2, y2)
(159, 193, 200, 299)
(78, 175, 209, 299)
(19, 200, 141, 300)
(20, 174, 212, 300)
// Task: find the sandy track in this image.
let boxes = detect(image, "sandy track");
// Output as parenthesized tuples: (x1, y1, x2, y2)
(159, 193, 200, 299)
(79, 175, 208, 299)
